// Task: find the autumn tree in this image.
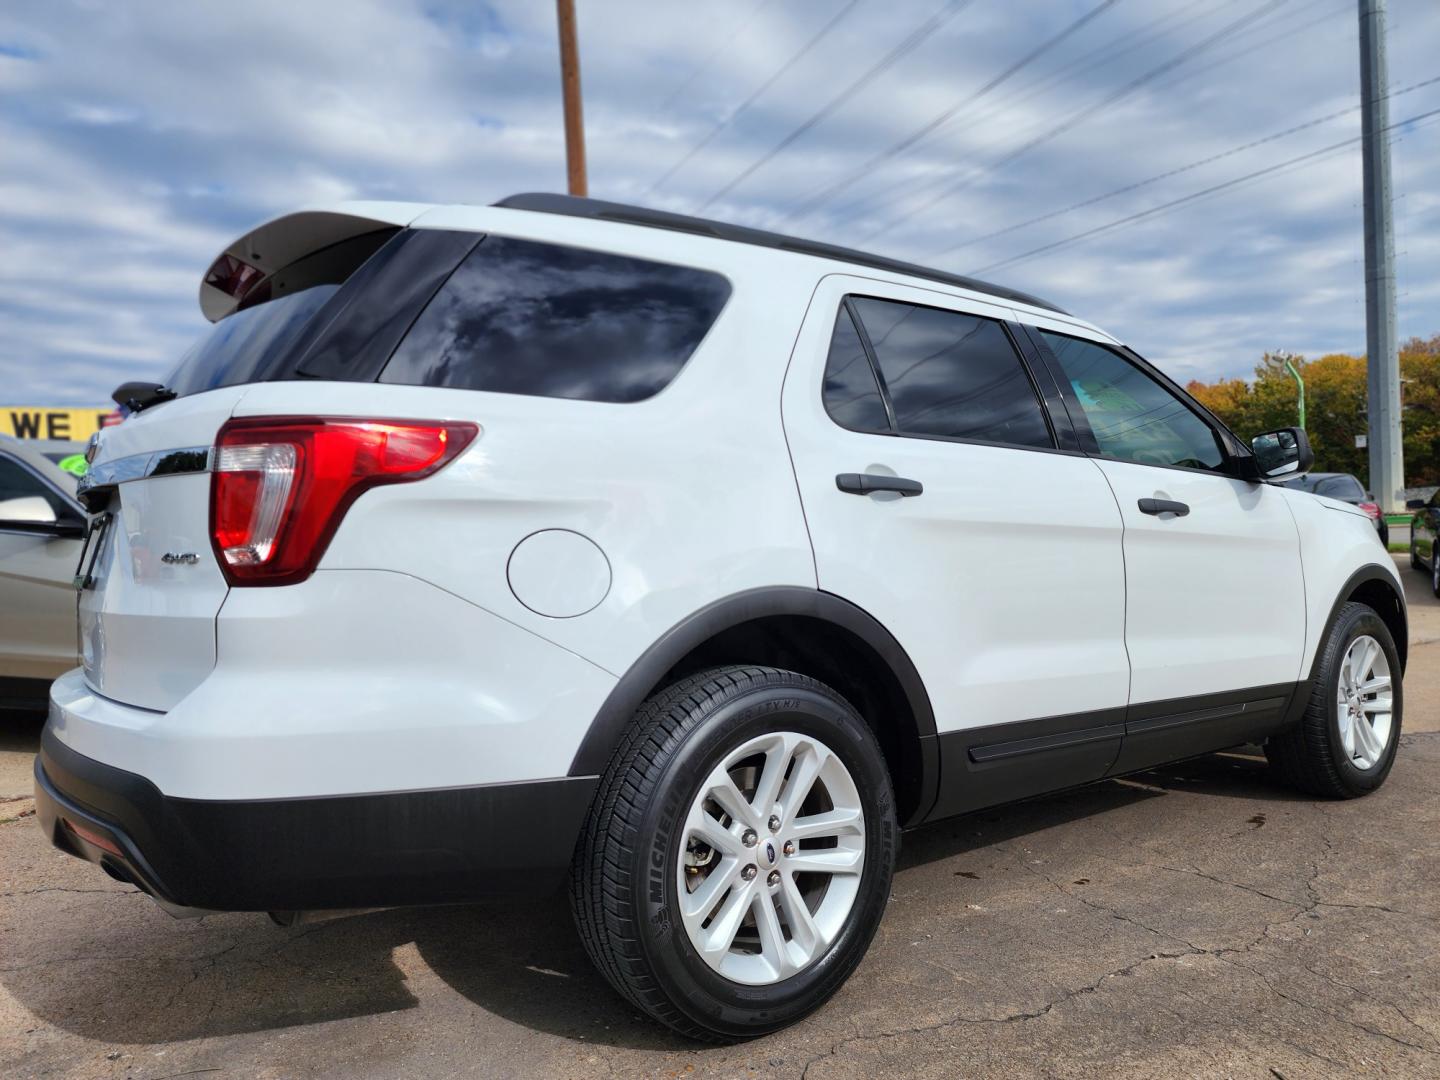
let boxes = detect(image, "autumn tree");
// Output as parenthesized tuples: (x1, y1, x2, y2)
(1186, 336, 1439, 489)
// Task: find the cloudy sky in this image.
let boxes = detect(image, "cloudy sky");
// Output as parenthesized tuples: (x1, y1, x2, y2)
(2, 0, 1437, 405)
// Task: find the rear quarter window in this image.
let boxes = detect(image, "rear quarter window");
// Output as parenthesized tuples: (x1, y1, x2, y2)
(379, 236, 732, 403)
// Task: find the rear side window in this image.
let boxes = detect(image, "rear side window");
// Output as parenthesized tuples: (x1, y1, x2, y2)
(822, 307, 890, 433)
(1040, 331, 1224, 472)
(844, 297, 1053, 448)
(380, 236, 732, 403)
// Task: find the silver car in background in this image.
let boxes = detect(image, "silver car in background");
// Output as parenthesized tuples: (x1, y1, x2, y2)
(0, 436, 87, 712)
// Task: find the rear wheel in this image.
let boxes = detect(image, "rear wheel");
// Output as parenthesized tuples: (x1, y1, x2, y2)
(1433, 549, 1440, 599)
(570, 666, 897, 1041)
(1267, 602, 1402, 797)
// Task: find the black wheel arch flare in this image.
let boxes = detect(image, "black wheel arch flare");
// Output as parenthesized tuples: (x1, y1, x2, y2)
(568, 586, 940, 827)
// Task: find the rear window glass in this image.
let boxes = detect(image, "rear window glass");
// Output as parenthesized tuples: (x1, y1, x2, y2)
(167, 285, 339, 398)
(165, 230, 395, 398)
(1297, 475, 1365, 499)
(379, 236, 732, 403)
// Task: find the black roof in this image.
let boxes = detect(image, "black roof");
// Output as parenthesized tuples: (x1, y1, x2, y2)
(493, 193, 1067, 315)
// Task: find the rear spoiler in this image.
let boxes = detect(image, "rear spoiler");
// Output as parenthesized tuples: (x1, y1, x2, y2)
(198, 202, 433, 322)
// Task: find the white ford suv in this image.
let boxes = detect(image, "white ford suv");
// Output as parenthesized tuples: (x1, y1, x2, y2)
(37, 194, 1406, 1041)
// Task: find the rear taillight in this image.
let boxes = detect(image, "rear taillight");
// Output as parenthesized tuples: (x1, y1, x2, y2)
(210, 417, 477, 586)
(1358, 501, 1382, 521)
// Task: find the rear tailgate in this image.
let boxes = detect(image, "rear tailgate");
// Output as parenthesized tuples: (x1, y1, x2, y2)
(78, 388, 252, 711)
(75, 203, 434, 712)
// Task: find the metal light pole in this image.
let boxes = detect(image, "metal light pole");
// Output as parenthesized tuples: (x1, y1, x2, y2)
(556, 0, 588, 196)
(1359, 0, 1404, 508)
(1278, 351, 1306, 430)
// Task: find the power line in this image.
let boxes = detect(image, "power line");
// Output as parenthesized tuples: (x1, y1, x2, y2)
(969, 102, 1440, 275)
(696, 0, 979, 213)
(779, 0, 1124, 224)
(933, 73, 1440, 259)
(823, 0, 1239, 224)
(656, 0, 774, 115)
(1143, 0, 1349, 96)
(860, 0, 1295, 245)
(647, 0, 862, 195)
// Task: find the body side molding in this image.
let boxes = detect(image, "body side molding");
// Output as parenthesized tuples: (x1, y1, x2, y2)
(928, 682, 1305, 824)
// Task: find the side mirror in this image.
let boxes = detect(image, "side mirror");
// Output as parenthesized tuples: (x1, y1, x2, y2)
(0, 496, 85, 538)
(1407, 499, 1427, 510)
(1250, 426, 1314, 480)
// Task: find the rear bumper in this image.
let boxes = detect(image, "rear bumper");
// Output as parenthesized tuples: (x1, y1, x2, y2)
(34, 725, 596, 912)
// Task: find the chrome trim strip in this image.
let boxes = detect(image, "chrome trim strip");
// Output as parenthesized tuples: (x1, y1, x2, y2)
(78, 446, 213, 496)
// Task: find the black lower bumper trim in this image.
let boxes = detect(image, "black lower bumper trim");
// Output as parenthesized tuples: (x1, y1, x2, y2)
(35, 726, 597, 912)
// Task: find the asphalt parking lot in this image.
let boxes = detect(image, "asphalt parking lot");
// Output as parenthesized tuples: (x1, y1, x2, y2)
(3, 555, 1438, 1079)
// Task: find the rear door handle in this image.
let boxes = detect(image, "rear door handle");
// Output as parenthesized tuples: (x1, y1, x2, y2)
(836, 473, 924, 497)
(1138, 497, 1190, 517)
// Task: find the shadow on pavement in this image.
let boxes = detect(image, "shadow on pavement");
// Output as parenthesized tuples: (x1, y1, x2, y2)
(1, 745, 1313, 1052)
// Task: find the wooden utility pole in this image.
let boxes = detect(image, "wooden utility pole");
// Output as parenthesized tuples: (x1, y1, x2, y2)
(556, 0, 588, 196)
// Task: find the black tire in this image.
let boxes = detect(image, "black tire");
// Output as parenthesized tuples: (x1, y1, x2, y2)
(1433, 549, 1440, 600)
(1266, 602, 1402, 798)
(570, 665, 898, 1042)
(1411, 535, 1424, 571)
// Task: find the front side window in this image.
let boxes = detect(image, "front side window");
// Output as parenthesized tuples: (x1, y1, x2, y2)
(1040, 332, 1224, 472)
(834, 297, 1052, 448)
(381, 236, 732, 403)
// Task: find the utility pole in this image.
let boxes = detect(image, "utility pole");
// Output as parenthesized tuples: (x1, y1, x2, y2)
(1359, 0, 1404, 509)
(556, 0, 588, 197)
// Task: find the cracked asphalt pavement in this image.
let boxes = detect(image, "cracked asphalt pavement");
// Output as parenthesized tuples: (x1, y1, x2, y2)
(3, 555, 1438, 1079)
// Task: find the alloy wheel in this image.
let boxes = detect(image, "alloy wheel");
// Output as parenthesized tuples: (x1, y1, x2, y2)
(677, 730, 865, 986)
(1336, 634, 1394, 770)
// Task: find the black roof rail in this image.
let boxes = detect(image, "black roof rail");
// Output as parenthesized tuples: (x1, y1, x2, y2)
(491, 193, 1067, 315)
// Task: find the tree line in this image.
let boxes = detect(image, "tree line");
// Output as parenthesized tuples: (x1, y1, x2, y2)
(1186, 333, 1440, 489)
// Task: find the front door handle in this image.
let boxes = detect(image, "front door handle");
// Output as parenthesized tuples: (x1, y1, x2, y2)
(1138, 497, 1190, 517)
(836, 473, 924, 497)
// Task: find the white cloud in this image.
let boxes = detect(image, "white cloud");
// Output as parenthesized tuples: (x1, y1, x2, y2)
(0, 0, 1436, 405)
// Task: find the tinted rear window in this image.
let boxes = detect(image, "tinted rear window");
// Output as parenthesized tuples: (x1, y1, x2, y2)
(1292, 474, 1365, 499)
(379, 236, 732, 403)
(166, 230, 396, 398)
(822, 306, 890, 433)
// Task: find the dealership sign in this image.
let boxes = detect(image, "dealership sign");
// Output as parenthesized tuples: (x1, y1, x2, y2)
(2, 407, 117, 441)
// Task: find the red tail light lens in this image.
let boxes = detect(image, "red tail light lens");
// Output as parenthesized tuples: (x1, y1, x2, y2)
(1358, 501, 1382, 521)
(210, 417, 478, 586)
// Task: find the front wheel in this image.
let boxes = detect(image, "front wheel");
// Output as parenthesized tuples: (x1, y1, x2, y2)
(1267, 602, 1402, 797)
(570, 666, 898, 1041)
